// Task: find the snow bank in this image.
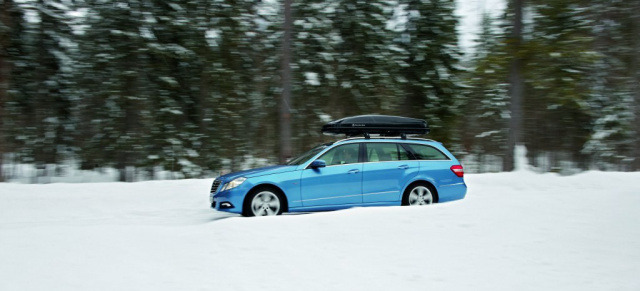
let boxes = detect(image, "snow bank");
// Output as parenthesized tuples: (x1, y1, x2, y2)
(1, 171, 639, 291)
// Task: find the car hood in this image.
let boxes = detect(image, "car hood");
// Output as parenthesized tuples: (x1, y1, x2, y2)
(219, 165, 298, 181)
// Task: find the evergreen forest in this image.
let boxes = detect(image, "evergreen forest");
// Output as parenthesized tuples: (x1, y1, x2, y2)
(1, 0, 639, 182)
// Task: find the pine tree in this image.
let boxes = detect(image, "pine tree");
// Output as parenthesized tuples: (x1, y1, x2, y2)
(523, 0, 596, 169)
(0, 0, 13, 181)
(503, 0, 524, 171)
(462, 13, 510, 164)
(291, 0, 344, 152)
(75, 0, 155, 181)
(205, 0, 272, 171)
(142, 0, 213, 178)
(582, 0, 638, 170)
(396, 0, 463, 145)
(633, 0, 640, 171)
(2, 0, 78, 181)
(332, 0, 397, 116)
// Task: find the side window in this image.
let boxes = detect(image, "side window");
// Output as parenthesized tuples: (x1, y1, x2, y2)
(405, 144, 449, 160)
(366, 143, 411, 162)
(317, 144, 360, 166)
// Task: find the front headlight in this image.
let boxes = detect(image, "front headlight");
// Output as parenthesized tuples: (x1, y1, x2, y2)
(222, 177, 247, 191)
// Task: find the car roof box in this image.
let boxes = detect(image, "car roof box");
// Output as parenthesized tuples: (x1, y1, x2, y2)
(322, 115, 430, 137)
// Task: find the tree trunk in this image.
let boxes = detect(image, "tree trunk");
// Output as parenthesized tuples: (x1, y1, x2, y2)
(279, 0, 293, 164)
(632, 0, 640, 171)
(0, 0, 13, 182)
(504, 0, 524, 171)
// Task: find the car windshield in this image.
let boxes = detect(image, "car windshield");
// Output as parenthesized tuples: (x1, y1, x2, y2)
(286, 143, 331, 165)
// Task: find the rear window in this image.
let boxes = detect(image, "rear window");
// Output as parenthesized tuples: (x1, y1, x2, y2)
(404, 144, 450, 160)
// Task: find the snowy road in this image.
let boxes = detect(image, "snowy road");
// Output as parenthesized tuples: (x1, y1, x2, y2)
(1, 171, 639, 291)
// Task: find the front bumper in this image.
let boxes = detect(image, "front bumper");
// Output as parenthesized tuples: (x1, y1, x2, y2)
(209, 180, 251, 214)
(210, 199, 235, 210)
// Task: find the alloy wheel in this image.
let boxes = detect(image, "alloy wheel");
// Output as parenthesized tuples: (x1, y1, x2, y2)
(251, 191, 281, 216)
(408, 186, 433, 206)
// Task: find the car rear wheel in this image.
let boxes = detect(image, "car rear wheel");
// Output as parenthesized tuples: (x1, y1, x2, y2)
(403, 184, 435, 206)
(245, 190, 282, 217)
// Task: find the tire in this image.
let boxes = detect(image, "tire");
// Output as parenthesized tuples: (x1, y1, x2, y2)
(402, 183, 437, 206)
(243, 188, 284, 217)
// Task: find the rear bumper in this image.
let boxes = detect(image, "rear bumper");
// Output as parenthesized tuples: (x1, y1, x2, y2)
(437, 182, 467, 203)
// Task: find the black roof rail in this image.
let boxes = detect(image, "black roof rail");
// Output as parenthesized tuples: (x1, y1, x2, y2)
(337, 136, 438, 143)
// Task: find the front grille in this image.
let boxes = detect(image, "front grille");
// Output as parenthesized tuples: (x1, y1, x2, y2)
(210, 179, 222, 193)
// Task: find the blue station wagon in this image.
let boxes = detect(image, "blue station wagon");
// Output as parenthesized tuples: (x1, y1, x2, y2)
(209, 135, 467, 217)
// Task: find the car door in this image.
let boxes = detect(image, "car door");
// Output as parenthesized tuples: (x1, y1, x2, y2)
(299, 143, 363, 207)
(362, 142, 419, 203)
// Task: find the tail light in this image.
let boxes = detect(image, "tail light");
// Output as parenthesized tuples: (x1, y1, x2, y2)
(450, 165, 464, 177)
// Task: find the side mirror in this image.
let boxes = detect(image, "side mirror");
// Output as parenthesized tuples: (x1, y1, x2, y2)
(310, 159, 326, 168)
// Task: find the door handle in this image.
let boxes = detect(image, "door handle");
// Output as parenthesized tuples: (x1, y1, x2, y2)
(398, 165, 410, 169)
(348, 169, 360, 174)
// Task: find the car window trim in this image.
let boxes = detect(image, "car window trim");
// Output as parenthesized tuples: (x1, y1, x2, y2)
(302, 141, 451, 169)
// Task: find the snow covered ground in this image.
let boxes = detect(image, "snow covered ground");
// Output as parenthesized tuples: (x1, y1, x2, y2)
(1, 170, 639, 291)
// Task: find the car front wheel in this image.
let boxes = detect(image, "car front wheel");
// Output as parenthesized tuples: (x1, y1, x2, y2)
(245, 190, 282, 217)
